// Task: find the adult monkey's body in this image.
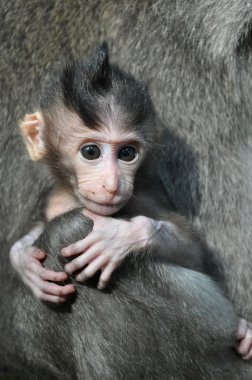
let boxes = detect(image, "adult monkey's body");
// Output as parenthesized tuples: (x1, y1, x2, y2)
(1, 0, 252, 378)
(2, 208, 250, 380)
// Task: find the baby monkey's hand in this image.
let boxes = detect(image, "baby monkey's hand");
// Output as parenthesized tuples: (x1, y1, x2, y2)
(61, 211, 150, 289)
(10, 225, 75, 304)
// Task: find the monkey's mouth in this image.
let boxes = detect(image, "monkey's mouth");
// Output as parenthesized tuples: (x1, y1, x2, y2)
(82, 197, 126, 216)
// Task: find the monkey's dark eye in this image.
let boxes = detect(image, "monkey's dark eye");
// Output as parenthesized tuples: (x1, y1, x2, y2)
(80, 145, 101, 160)
(118, 146, 137, 162)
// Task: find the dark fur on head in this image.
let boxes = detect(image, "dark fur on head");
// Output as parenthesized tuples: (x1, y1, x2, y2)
(40, 42, 154, 136)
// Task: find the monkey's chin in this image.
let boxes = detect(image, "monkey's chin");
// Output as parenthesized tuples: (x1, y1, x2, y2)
(83, 198, 126, 216)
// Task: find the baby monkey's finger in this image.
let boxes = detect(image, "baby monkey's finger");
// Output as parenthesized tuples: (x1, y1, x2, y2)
(75, 255, 109, 282)
(38, 278, 75, 297)
(244, 346, 252, 360)
(31, 249, 46, 260)
(236, 318, 247, 339)
(97, 262, 116, 289)
(39, 267, 69, 282)
(62, 233, 98, 257)
(236, 322, 252, 359)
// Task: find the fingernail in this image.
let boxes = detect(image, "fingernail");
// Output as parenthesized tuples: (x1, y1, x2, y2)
(76, 275, 84, 282)
(64, 265, 71, 273)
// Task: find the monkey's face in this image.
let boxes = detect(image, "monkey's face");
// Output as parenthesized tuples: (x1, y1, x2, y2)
(20, 110, 147, 216)
(59, 119, 146, 216)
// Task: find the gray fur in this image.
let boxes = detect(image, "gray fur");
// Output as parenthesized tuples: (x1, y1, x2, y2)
(1, 0, 252, 378)
(1, 209, 249, 379)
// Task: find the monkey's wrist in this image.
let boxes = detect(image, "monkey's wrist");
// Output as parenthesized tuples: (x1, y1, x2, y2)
(10, 222, 44, 261)
(28, 222, 44, 241)
(132, 217, 171, 250)
(130, 216, 154, 249)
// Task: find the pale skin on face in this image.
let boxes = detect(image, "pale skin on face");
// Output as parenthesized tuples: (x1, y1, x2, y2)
(10, 112, 252, 359)
(59, 116, 143, 215)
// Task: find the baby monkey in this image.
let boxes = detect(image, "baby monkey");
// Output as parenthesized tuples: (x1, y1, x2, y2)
(10, 42, 252, 359)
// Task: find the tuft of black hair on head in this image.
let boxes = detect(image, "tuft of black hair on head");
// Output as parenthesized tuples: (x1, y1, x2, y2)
(87, 41, 111, 90)
(57, 42, 112, 129)
(40, 41, 154, 134)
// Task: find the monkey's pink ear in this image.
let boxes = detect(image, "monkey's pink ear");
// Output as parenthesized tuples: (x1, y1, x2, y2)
(19, 112, 46, 161)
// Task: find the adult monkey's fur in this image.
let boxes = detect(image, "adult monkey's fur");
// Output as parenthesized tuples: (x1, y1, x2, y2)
(0, 0, 252, 378)
(1, 208, 250, 379)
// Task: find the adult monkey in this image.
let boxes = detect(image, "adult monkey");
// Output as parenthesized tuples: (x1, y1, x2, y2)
(1, 0, 252, 377)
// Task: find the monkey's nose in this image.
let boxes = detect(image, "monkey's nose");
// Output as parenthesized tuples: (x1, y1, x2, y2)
(103, 176, 119, 194)
(102, 184, 118, 196)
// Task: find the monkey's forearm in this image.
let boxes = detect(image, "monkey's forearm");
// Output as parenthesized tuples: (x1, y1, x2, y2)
(10, 222, 45, 274)
(134, 215, 205, 272)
